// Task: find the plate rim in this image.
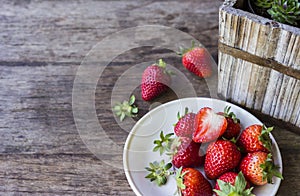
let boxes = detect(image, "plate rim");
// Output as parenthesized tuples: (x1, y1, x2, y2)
(123, 97, 283, 196)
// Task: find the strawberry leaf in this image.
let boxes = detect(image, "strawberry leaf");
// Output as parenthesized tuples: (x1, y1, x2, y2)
(260, 153, 283, 184)
(214, 172, 255, 196)
(176, 40, 197, 56)
(259, 126, 273, 152)
(112, 95, 138, 122)
(153, 131, 174, 155)
(145, 160, 174, 186)
(223, 106, 240, 124)
(175, 167, 186, 190)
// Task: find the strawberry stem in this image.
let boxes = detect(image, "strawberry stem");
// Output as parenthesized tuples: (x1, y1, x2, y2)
(157, 59, 167, 69)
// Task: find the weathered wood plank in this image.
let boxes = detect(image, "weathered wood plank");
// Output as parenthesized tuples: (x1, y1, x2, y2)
(0, 154, 134, 195)
(218, 2, 300, 126)
(0, 0, 222, 63)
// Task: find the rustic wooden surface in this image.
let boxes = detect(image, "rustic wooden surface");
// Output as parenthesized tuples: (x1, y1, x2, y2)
(1, 0, 300, 195)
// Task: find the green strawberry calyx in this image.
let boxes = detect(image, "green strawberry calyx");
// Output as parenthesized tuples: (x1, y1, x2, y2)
(223, 106, 240, 124)
(155, 59, 174, 76)
(112, 95, 138, 122)
(177, 40, 198, 56)
(177, 107, 189, 120)
(173, 107, 190, 126)
(260, 153, 284, 184)
(153, 131, 184, 158)
(153, 131, 175, 155)
(259, 125, 273, 152)
(145, 160, 174, 186)
(213, 172, 255, 196)
(175, 167, 187, 196)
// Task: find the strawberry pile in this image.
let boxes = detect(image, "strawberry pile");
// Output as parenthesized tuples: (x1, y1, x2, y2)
(145, 106, 283, 196)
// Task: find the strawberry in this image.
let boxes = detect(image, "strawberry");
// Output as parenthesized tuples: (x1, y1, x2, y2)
(193, 107, 228, 143)
(204, 140, 241, 180)
(238, 124, 273, 153)
(174, 107, 196, 138)
(141, 59, 172, 101)
(239, 152, 283, 185)
(176, 167, 213, 196)
(214, 172, 253, 196)
(171, 137, 205, 168)
(178, 42, 213, 78)
(218, 106, 241, 140)
(153, 132, 204, 168)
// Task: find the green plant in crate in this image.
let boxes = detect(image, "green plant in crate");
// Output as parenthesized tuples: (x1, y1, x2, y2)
(254, 0, 300, 26)
(255, 0, 273, 8)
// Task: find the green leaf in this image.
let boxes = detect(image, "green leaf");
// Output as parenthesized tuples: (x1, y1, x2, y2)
(259, 125, 273, 152)
(131, 107, 138, 114)
(120, 113, 125, 122)
(175, 167, 186, 190)
(129, 95, 135, 105)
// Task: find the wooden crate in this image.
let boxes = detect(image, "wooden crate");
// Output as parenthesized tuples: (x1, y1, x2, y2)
(218, 0, 300, 126)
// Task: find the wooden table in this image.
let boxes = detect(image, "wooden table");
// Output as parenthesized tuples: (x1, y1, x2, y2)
(1, 0, 299, 195)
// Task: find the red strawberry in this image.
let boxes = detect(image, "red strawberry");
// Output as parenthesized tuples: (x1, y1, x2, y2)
(204, 140, 241, 180)
(238, 124, 273, 153)
(153, 132, 204, 168)
(141, 59, 171, 101)
(193, 107, 227, 143)
(171, 137, 205, 168)
(239, 152, 283, 185)
(174, 107, 196, 138)
(179, 43, 213, 78)
(176, 167, 213, 196)
(214, 172, 253, 196)
(218, 106, 241, 140)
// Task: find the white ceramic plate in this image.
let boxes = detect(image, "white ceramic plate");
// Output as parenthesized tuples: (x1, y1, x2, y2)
(123, 97, 282, 196)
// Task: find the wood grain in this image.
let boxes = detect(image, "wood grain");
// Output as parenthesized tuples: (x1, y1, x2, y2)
(0, 0, 224, 195)
(1, 0, 299, 195)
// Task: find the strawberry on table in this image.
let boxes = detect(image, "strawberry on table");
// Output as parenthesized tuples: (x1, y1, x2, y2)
(174, 107, 196, 138)
(193, 107, 227, 143)
(239, 152, 283, 185)
(176, 167, 213, 196)
(141, 59, 172, 101)
(204, 139, 241, 180)
(214, 171, 254, 196)
(238, 124, 273, 153)
(178, 42, 213, 78)
(218, 106, 241, 140)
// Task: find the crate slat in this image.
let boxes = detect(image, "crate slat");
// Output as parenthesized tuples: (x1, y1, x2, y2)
(218, 1, 300, 126)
